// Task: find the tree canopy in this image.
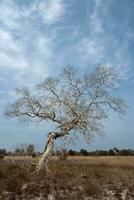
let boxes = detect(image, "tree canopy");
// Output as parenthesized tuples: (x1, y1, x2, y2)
(5, 66, 126, 141)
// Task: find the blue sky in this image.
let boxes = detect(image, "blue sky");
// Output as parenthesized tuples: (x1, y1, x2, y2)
(0, 0, 134, 151)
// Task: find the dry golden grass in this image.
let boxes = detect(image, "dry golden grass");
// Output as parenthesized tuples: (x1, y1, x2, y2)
(67, 155, 134, 167)
(0, 156, 134, 199)
(5, 155, 134, 166)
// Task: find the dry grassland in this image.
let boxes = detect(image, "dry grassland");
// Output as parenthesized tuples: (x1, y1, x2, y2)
(0, 156, 134, 199)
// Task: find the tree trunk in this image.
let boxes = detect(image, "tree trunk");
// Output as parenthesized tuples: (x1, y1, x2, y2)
(36, 133, 54, 173)
(36, 131, 68, 173)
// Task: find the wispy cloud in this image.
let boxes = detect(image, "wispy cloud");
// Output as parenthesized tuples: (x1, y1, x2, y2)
(90, 0, 104, 33)
(77, 36, 104, 65)
(0, 0, 66, 86)
(75, 0, 134, 80)
(0, 30, 28, 70)
(39, 0, 65, 25)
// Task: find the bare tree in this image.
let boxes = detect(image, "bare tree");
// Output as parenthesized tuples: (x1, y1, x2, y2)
(5, 66, 126, 173)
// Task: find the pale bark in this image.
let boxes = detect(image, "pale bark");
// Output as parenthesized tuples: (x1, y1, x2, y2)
(36, 131, 68, 173)
(36, 133, 54, 173)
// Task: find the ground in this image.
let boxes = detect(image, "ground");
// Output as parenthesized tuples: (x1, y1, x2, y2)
(0, 156, 134, 199)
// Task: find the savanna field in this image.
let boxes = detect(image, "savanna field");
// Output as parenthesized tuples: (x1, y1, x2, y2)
(0, 156, 134, 200)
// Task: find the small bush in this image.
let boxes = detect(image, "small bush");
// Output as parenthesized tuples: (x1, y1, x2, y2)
(80, 149, 89, 156)
(0, 154, 4, 160)
(32, 153, 36, 158)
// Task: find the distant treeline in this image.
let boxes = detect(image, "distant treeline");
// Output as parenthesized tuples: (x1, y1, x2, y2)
(67, 148, 134, 156)
(0, 147, 134, 159)
(0, 144, 37, 159)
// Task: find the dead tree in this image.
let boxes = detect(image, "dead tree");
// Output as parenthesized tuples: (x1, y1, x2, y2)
(5, 66, 126, 173)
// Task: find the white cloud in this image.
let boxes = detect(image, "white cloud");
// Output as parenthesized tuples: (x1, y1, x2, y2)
(0, 30, 28, 70)
(75, 0, 133, 82)
(0, 52, 28, 69)
(74, 0, 106, 66)
(35, 35, 54, 59)
(0, 30, 18, 51)
(0, 0, 20, 29)
(39, 0, 65, 25)
(0, 0, 65, 27)
(0, 0, 66, 86)
(90, 0, 104, 33)
(77, 37, 104, 64)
